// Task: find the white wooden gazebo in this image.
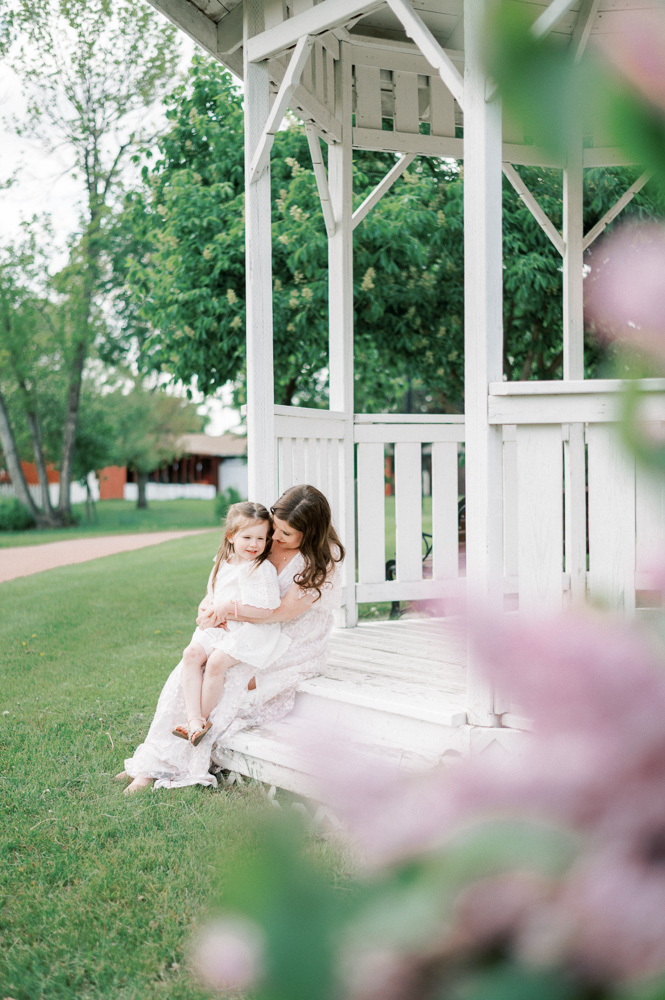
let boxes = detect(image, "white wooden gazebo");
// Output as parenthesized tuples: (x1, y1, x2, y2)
(147, 0, 665, 784)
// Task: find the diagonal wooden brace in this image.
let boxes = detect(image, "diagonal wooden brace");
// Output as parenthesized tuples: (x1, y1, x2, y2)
(384, 0, 464, 109)
(583, 171, 653, 251)
(249, 33, 314, 184)
(502, 162, 565, 256)
(352, 153, 416, 230)
(305, 124, 336, 239)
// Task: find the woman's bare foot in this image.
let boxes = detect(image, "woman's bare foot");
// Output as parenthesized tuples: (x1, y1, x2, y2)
(114, 770, 129, 782)
(124, 776, 154, 795)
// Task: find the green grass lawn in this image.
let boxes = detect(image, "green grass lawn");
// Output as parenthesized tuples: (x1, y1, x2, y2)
(0, 499, 220, 548)
(0, 535, 348, 1000)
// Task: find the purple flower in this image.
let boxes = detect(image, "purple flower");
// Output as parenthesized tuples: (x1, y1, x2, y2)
(192, 916, 265, 993)
(585, 222, 665, 364)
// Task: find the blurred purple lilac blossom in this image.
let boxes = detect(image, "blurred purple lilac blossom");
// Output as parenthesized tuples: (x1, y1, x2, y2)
(586, 222, 665, 363)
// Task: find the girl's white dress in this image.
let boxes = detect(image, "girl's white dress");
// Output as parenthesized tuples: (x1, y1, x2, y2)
(124, 551, 340, 789)
(192, 559, 290, 669)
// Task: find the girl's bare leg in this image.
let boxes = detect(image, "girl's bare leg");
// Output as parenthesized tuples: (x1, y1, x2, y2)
(200, 650, 239, 719)
(181, 642, 208, 726)
(124, 776, 154, 795)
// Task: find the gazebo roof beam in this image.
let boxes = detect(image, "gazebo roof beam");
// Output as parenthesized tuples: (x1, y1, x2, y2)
(146, 0, 217, 53)
(305, 124, 336, 238)
(582, 170, 652, 251)
(384, 0, 464, 109)
(246, 0, 384, 63)
(571, 0, 601, 61)
(531, 0, 578, 39)
(502, 163, 565, 256)
(217, 2, 243, 54)
(249, 34, 314, 183)
(352, 152, 416, 230)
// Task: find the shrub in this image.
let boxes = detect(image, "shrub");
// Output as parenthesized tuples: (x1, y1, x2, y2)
(0, 497, 36, 531)
(214, 486, 242, 523)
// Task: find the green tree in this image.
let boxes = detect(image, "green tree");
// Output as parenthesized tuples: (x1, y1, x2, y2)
(121, 55, 663, 417)
(2, 0, 180, 523)
(105, 383, 203, 508)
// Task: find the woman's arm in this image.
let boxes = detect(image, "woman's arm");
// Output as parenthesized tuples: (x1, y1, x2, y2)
(233, 583, 318, 624)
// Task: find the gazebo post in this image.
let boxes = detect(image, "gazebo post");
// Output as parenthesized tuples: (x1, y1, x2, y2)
(562, 132, 587, 603)
(328, 41, 357, 626)
(463, 0, 503, 726)
(244, 0, 277, 506)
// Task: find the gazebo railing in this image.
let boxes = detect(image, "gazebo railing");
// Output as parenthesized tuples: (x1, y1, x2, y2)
(490, 379, 665, 615)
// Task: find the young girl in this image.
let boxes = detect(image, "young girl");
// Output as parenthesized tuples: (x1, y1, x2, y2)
(173, 501, 290, 745)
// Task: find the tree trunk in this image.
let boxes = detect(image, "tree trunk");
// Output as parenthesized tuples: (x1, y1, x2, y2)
(56, 336, 88, 523)
(0, 389, 57, 527)
(137, 471, 148, 509)
(24, 407, 55, 517)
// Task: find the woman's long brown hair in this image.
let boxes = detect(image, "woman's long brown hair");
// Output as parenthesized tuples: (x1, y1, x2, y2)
(209, 501, 273, 593)
(271, 485, 344, 600)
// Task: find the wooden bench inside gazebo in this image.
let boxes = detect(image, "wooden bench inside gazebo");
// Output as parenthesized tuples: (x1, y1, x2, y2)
(146, 0, 665, 791)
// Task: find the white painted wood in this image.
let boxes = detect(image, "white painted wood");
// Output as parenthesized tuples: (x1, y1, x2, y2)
(394, 70, 420, 134)
(314, 40, 326, 105)
(395, 441, 423, 582)
(571, 0, 601, 61)
(350, 41, 462, 78)
(636, 457, 665, 580)
(352, 153, 416, 230)
(355, 413, 465, 424)
(431, 441, 459, 580)
(263, 0, 286, 31)
(583, 171, 652, 250)
(489, 386, 665, 425)
(244, 1, 276, 506)
(463, 0, 503, 726)
(275, 413, 346, 439)
(217, 3, 244, 54)
(247, 0, 381, 63)
(502, 430, 518, 578)
(516, 424, 564, 612)
(357, 442, 387, 584)
(305, 125, 336, 237)
(355, 423, 464, 443)
(490, 378, 665, 397)
(589, 433, 634, 600)
(429, 75, 455, 137)
(587, 424, 636, 614)
(502, 163, 564, 256)
(148, 0, 218, 51)
(355, 64, 382, 129)
(356, 579, 465, 602)
(268, 57, 342, 141)
(292, 436, 307, 484)
(329, 41, 357, 627)
(584, 147, 639, 168)
(250, 34, 314, 182)
(564, 423, 587, 605)
(384, 0, 465, 109)
(278, 435, 293, 494)
(563, 130, 585, 381)
(531, 0, 578, 38)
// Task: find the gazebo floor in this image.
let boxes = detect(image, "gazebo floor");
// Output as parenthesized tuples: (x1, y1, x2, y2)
(215, 618, 471, 796)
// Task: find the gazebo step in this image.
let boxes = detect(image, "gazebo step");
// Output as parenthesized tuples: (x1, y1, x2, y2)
(217, 715, 458, 798)
(218, 617, 470, 796)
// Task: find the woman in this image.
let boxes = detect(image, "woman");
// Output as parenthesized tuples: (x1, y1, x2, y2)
(120, 484, 344, 793)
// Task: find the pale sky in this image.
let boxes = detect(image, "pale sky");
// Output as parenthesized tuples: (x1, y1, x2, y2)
(0, 33, 242, 436)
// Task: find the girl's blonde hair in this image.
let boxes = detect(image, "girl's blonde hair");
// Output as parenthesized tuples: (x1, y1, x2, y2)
(271, 484, 344, 600)
(210, 501, 273, 591)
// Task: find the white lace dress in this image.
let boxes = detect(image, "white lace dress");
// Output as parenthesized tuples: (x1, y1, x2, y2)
(124, 552, 340, 789)
(191, 559, 289, 669)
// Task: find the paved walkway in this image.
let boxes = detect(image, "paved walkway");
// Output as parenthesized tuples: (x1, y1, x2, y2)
(0, 529, 214, 584)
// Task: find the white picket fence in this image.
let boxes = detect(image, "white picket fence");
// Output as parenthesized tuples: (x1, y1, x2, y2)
(275, 381, 665, 620)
